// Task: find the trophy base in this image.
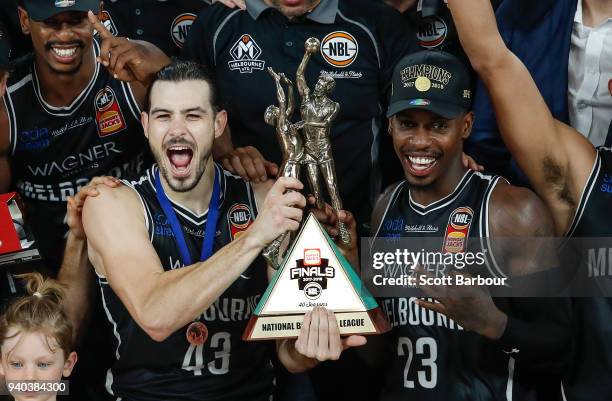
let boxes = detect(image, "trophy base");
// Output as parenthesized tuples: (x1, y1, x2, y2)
(243, 307, 390, 341)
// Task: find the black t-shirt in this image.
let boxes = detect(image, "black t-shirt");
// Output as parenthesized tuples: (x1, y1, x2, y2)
(100, 164, 275, 401)
(183, 0, 417, 232)
(100, 0, 211, 57)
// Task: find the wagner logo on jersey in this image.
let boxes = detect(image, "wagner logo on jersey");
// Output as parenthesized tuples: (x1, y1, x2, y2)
(321, 31, 359, 68)
(94, 87, 126, 137)
(228, 35, 265, 74)
(228, 203, 252, 239)
(416, 15, 448, 48)
(171, 13, 196, 49)
(442, 207, 473, 253)
(98, 11, 119, 37)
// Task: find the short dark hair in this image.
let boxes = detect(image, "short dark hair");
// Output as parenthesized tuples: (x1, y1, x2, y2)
(144, 60, 221, 113)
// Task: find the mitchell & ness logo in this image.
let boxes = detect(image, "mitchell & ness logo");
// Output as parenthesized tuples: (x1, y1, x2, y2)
(228, 34, 265, 74)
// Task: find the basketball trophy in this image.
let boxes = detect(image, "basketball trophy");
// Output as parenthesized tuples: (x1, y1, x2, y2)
(244, 38, 389, 341)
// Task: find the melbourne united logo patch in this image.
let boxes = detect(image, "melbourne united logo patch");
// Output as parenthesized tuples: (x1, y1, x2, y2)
(98, 11, 118, 37)
(416, 15, 448, 49)
(320, 31, 358, 68)
(442, 207, 473, 253)
(228, 203, 253, 239)
(290, 249, 335, 300)
(94, 87, 126, 137)
(171, 13, 196, 49)
(228, 34, 265, 74)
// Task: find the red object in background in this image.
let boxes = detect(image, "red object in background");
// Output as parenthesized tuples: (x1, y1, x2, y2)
(0, 192, 40, 265)
(0, 193, 23, 254)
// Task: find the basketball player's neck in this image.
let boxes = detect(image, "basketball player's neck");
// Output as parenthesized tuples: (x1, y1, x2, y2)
(409, 156, 468, 207)
(162, 157, 216, 216)
(384, 0, 418, 13)
(582, 0, 612, 27)
(34, 46, 96, 108)
(264, 0, 322, 19)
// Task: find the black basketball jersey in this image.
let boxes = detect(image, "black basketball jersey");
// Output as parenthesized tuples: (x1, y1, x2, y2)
(374, 170, 520, 401)
(3, 40, 150, 269)
(562, 148, 612, 401)
(98, 164, 275, 401)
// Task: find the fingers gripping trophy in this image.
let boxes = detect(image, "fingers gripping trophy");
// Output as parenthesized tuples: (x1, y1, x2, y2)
(262, 37, 351, 269)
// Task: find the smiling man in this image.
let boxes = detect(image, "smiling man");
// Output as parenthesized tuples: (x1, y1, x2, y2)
(0, 0, 169, 271)
(371, 50, 571, 400)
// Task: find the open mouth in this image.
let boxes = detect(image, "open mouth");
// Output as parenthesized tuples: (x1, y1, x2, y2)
(50, 44, 80, 63)
(166, 146, 194, 178)
(404, 154, 438, 177)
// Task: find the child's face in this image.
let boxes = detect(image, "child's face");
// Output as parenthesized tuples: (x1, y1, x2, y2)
(0, 328, 77, 401)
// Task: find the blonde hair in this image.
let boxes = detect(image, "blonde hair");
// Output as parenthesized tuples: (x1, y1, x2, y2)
(0, 273, 73, 357)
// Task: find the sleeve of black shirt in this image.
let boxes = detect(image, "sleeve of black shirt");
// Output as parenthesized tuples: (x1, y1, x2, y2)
(494, 296, 572, 373)
(375, 3, 420, 107)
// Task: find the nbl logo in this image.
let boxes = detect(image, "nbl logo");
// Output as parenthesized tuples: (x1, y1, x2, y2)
(416, 15, 448, 48)
(449, 207, 473, 230)
(443, 207, 474, 253)
(228, 204, 253, 239)
(304, 283, 322, 300)
(171, 13, 196, 49)
(229, 204, 252, 229)
(320, 31, 359, 68)
(228, 34, 266, 74)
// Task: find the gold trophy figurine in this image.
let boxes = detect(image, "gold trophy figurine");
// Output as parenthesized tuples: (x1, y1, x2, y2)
(296, 37, 350, 245)
(262, 67, 305, 269)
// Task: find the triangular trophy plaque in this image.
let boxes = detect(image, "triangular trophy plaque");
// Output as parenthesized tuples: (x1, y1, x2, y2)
(243, 213, 390, 340)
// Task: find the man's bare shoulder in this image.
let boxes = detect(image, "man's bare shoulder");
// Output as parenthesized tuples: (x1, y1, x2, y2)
(82, 183, 146, 237)
(489, 180, 555, 237)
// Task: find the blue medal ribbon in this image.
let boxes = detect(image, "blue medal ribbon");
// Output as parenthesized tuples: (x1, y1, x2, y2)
(154, 166, 221, 265)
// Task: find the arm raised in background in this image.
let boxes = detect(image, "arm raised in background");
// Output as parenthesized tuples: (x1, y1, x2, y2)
(447, 0, 597, 235)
